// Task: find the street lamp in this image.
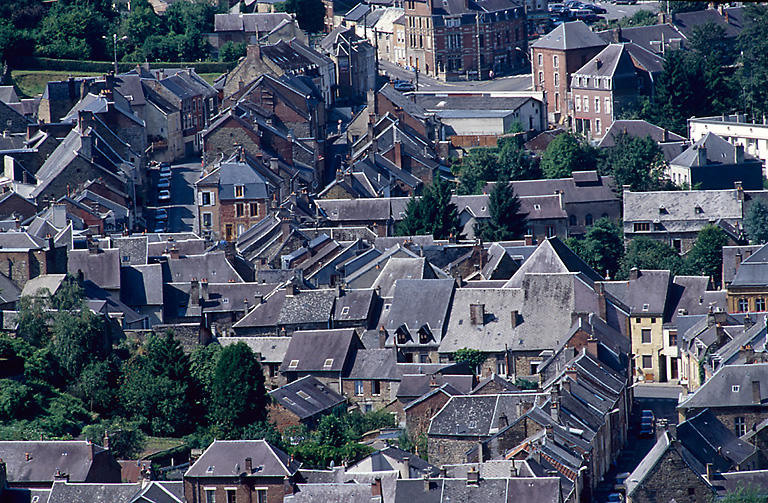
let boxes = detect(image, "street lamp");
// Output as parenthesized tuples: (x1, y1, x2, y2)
(103, 34, 128, 74)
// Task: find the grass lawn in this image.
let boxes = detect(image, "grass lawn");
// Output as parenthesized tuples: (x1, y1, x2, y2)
(140, 436, 186, 459)
(12, 70, 103, 98)
(198, 73, 224, 86)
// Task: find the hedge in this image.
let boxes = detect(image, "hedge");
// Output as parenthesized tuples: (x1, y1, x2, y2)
(13, 57, 235, 74)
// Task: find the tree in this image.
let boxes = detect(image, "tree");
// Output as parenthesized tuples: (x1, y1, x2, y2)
(540, 134, 597, 178)
(739, 4, 768, 119)
(456, 148, 500, 194)
(0, 379, 35, 420)
(219, 41, 246, 62)
(745, 201, 768, 244)
(15, 296, 51, 347)
(209, 342, 268, 432)
(119, 0, 163, 59)
(474, 183, 528, 241)
(497, 136, 540, 181)
(620, 237, 684, 279)
(571, 218, 624, 279)
(36, 0, 109, 60)
(396, 178, 461, 239)
(51, 308, 106, 380)
(453, 348, 486, 374)
(599, 133, 664, 191)
(75, 360, 114, 412)
(684, 225, 728, 286)
(279, 0, 325, 32)
(82, 418, 146, 459)
(717, 487, 766, 503)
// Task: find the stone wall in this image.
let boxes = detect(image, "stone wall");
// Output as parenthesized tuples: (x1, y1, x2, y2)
(628, 442, 712, 503)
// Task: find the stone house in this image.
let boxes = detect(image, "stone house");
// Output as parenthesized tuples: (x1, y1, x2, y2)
(531, 21, 606, 125)
(404, 382, 461, 440)
(319, 27, 376, 103)
(183, 440, 300, 503)
(625, 431, 714, 503)
(0, 232, 67, 289)
(726, 243, 768, 314)
(268, 375, 346, 431)
(342, 348, 400, 412)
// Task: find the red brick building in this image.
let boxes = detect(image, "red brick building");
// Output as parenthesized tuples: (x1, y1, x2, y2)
(404, 0, 527, 81)
(571, 43, 663, 140)
(531, 21, 606, 125)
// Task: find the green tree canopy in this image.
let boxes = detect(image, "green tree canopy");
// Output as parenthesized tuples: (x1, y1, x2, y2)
(683, 224, 728, 286)
(739, 4, 768, 119)
(209, 342, 268, 432)
(474, 183, 528, 241)
(599, 133, 665, 191)
(620, 237, 684, 279)
(567, 218, 624, 279)
(36, 0, 109, 60)
(396, 178, 461, 239)
(453, 348, 486, 373)
(540, 134, 597, 178)
(745, 201, 768, 244)
(279, 0, 325, 32)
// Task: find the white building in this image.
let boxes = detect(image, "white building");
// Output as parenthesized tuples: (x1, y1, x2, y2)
(689, 114, 768, 176)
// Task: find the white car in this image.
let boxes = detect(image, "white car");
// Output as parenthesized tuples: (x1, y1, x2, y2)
(158, 178, 170, 190)
(159, 165, 172, 178)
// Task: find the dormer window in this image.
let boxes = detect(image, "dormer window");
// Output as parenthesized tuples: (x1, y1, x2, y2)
(235, 185, 245, 198)
(288, 359, 299, 369)
(323, 358, 334, 368)
(695, 205, 703, 214)
(397, 332, 407, 344)
(732, 385, 740, 392)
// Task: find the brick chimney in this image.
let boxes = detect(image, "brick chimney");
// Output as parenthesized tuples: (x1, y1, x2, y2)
(169, 246, 180, 259)
(394, 140, 403, 168)
(246, 43, 261, 61)
(190, 279, 200, 306)
(371, 478, 382, 498)
(201, 278, 209, 301)
(594, 282, 607, 320)
(696, 145, 708, 166)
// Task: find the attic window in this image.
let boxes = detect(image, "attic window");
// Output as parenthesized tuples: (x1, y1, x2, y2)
(223, 298, 229, 304)
(288, 359, 299, 368)
(658, 206, 667, 214)
(384, 303, 391, 311)
(695, 205, 703, 214)
(341, 306, 350, 316)
(642, 304, 650, 311)
(207, 466, 215, 473)
(283, 397, 296, 406)
(323, 358, 334, 368)
(235, 185, 245, 198)
(296, 390, 310, 400)
(533, 204, 541, 211)
(732, 385, 740, 392)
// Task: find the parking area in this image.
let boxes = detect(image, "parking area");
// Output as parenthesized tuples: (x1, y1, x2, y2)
(145, 160, 202, 234)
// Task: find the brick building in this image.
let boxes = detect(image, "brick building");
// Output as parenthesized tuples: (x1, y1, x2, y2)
(268, 375, 346, 430)
(531, 21, 606, 125)
(403, 0, 526, 81)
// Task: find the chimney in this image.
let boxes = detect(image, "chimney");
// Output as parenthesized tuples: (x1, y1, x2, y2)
(545, 423, 554, 441)
(378, 326, 387, 348)
(555, 190, 564, 210)
(402, 457, 410, 478)
(524, 234, 533, 245)
(254, 294, 263, 305)
(372, 478, 382, 497)
(550, 392, 559, 422)
(744, 314, 754, 330)
(735, 180, 744, 201)
(470, 304, 485, 325)
(246, 43, 261, 61)
(510, 310, 519, 328)
(595, 59, 602, 69)
(586, 337, 598, 358)
(467, 467, 480, 485)
(439, 467, 447, 478)
(565, 366, 578, 384)
(25, 452, 31, 461)
(611, 27, 621, 43)
(201, 278, 209, 301)
(741, 344, 755, 364)
(394, 140, 403, 168)
(281, 217, 291, 239)
(103, 431, 110, 449)
(752, 380, 761, 404)
(270, 157, 279, 174)
(169, 246, 180, 259)
(423, 475, 431, 492)
(697, 146, 708, 166)
(595, 282, 607, 320)
(663, 129, 669, 142)
(476, 442, 484, 463)
(629, 267, 640, 281)
(190, 279, 200, 306)
(245, 457, 253, 473)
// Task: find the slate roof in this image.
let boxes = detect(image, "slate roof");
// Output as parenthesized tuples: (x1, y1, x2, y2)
(382, 279, 455, 346)
(679, 363, 768, 410)
(397, 374, 472, 400)
(334, 289, 375, 323)
(371, 257, 440, 297)
(147, 238, 206, 258)
(623, 189, 742, 233)
(185, 440, 300, 478)
(503, 237, 603, 288)
(47, 481, 141, 503)
(218, 336, 291, 363)
(284, 482, 377, 503)
(0, 441, 113, 483)
(21, 274, 67, 298)
(270, 375, 345, 420)
(111, 236, 149, 265)
(165, 251, 243, 283)
(504, 172, 617, 205)
(214, 13, 293, 33)
(531, 21, 606, 50)
(598, 23, 685, 55)
(394, 476, 561, 503)
(234, 288, 336, 329)
(345, 348, 399, 380)
(197, 161, 271, 201)
(428, 393, 542, 437)
(120, 264, 164, 306)
(279, 328, 360, 372)
(677, 409, 756, 472)
(722, 245, 762, 285)
(603, 269, 671, 317)
(67, 248, 121, 290)
(598, 119, 684, 148)
(671, 132, 759, 167)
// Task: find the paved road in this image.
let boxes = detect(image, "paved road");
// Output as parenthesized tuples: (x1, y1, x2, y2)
(379, 60, 532, 93)
(598, 0, 660, 21)
(146, 160, 202, 234)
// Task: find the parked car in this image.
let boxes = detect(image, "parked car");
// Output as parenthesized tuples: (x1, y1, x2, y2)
(159, 164, 172, 178)
(607, 493, 624, 503)
(641, 409, 655, 425)
(155, 208, 168, 221)
(158, 178, 171, 190)
(158, 189, 171, 202)
(587, 3, 607, 13)
(393, 79, 415, 92)
(153, 222, 166, 233)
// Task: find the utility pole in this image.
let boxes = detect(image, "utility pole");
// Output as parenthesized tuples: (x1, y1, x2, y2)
(112, 33, 118, 74)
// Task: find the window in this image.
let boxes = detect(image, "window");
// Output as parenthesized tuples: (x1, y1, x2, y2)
(595, 97, 600, 113)
(642, 355, 652, 369)
(583, 96, 589, 112)
(200, 191, 214, 206)
(757, 298, 766, 311)
(569, 215, 577, 226)
(732, 385, 741, 393)
(226, 489, 236, 503)
(738, 298, 749, 312)
(554, 93, 560, 112)
(340, 306, 350, 316)
(537, 53, 542, 66)
(634, 222, 651, 232)
(538, 71, 544, 84)
(735, 416, 746, 436)
(250, 203, 259, 217)
(205, 489, 216, 503)
(256, 489, 267, 503)
(641, 329, 651, 344)
(546, 225, 555, 238)
(288, 359, 299, 368)
(235, 185, 244, 198)
(372, 380, 381, 395)
(688, 488, 696, 496)
(553, 55, 559, 68)
(575, 96, 581, 112)
(237, 224, 245, 237)
(419, 353, 429, 363)
(497, 361, 506, 375)
(595, 119, 601, 134)
(236, 203, 245, 218)
(554, 73, 559, 87)
(585, 214, 593, 226)
(669, 332, 677, 346)
(323, 358, 334, 368)
(355, 380, 364, 396)
(605, 97, 611, 115)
